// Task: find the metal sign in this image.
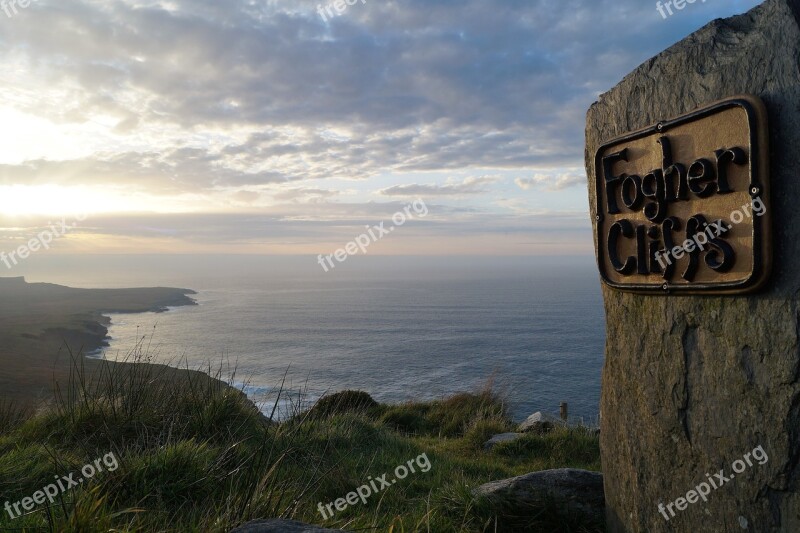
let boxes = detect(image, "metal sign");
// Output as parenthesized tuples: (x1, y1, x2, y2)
(594, 95, 771, 294)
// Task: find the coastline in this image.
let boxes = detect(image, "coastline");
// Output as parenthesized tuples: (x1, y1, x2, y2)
(0, 277, 207, 408)
(81, 298, 199, 358)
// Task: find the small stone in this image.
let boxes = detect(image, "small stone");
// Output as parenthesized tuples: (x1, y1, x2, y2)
(483, 432, 524, 449)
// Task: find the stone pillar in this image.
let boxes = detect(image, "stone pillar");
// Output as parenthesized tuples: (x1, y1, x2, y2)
(585, 1, 800, 531)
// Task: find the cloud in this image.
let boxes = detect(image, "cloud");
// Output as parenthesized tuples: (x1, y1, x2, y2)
(271, 187, 341, 203)
(0, 0, 760, 197)
(0, 0, 764, 254)
(378, 176, 500, 197)
(230, 190, 262, 205)
(0, 207, 594, 255)
(515, 172, 584, 191)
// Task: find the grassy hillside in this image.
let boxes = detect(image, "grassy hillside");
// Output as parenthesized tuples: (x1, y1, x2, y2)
(0, 351, 602, 532)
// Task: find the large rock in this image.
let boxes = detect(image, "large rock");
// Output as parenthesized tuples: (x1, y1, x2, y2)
(230, 519, 346, 533)
(517, 411, 565, 433)
(473, 468, 604, 527)
(585, 0, 800, 531)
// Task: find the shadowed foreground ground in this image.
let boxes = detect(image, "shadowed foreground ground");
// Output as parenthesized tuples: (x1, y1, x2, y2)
(0, 377, 602, 532)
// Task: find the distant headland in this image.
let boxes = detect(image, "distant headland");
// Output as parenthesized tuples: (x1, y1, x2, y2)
(0, 276, 198, 408)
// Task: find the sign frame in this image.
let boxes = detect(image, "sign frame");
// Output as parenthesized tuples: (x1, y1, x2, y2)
(593, 95, 772, 295)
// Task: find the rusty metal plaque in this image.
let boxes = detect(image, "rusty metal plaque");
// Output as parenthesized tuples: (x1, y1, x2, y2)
(594, 95, 771, 294)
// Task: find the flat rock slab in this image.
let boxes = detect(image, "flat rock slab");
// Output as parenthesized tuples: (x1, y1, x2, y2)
(483, 432, 524, 449)
(473, 468, 605, 526)
(230, 519, 347, 533)
(517, 411, 565, 433)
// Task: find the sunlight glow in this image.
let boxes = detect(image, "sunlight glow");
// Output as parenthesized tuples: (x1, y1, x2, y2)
(0, 185, 202, 216)
(0, 107, 94, 164)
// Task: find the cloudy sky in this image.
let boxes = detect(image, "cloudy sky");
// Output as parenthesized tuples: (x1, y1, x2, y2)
(0, 0, 761, 256)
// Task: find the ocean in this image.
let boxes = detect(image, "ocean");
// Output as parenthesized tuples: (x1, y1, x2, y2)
(16, 255, 606, 423)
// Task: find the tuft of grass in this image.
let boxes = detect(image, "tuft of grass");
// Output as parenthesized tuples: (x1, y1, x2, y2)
(0, 399, 30, 436)
(493, 426, 602, 470)
(305, 390, 380, 419)
(379, 386, 511, 438)
(463, 417, 513, 450)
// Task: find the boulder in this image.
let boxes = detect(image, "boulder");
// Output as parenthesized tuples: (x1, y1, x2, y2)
(230, 519, 346, 533)
(517, 411, 564, 433)
(585, 0, 800, 531)
(483, 432, 524, 449)
(473, 468, 604, 527)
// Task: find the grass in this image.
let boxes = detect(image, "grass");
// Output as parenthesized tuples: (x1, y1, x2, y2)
(0, 400, 29, 436)
(0, 343, 602, 532)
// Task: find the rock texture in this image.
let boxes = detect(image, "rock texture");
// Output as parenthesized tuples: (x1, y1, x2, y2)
(585, 0, 800, 531)
(473, 468, 605, 527)
(230, 519, 345, 533)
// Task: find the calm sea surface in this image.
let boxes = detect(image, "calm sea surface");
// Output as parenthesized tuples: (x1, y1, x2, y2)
(18, 255, 606, 422)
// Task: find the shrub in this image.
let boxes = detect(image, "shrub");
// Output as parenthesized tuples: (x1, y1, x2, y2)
(463, 417, 512, 450)
(307, 390, 379, 419)
(380, 389, 511, 438)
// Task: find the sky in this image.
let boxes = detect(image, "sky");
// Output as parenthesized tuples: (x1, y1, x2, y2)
(0, 0, 762, 257)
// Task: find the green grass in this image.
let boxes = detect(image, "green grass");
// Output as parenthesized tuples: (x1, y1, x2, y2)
(0, 346, 602, 532)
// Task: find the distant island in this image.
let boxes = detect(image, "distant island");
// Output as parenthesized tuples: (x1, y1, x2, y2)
(0, 276, 198, 408)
